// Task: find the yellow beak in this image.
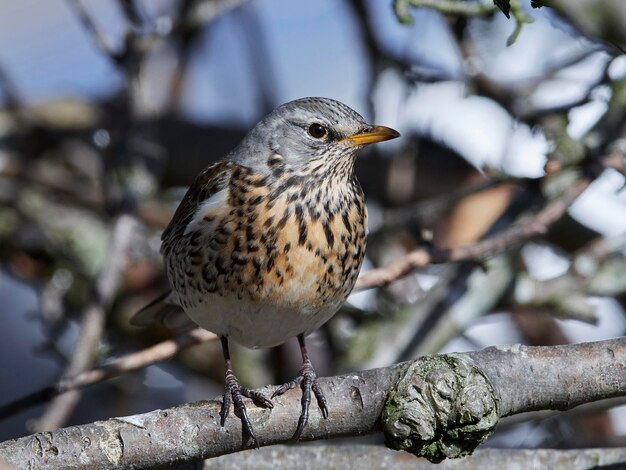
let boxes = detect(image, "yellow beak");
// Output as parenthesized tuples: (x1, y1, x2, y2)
(341, 125, 400, 146)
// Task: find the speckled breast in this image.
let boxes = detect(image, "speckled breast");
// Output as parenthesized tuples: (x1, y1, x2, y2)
(164, 164, 367, 338)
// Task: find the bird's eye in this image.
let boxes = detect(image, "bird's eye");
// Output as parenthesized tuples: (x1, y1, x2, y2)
(308, 123, 328, 139)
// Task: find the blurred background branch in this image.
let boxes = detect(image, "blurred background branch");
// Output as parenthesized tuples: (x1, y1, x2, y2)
(31, 214, 140, 432)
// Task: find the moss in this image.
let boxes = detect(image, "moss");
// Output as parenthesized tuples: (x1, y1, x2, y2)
(382, 354, 499, 463)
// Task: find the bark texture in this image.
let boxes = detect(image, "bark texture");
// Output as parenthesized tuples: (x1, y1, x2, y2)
(205, 445, 626, 470)
(0, 338, 625, 468)
(381, 338, 626, 461)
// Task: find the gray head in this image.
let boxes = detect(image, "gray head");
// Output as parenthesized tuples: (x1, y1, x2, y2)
(231, 97, 399, 174)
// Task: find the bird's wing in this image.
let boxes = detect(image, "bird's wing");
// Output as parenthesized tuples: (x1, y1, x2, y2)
(132, 160, 234, 329)
(161, 160, 233, 244)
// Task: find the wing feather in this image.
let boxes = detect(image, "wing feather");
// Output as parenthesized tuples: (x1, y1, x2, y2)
(132, 160, 233, 329)
(161, 160, 233, 244)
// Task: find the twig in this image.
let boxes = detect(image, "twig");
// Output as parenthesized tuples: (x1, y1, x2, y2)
(574, 232, 626, 266)
(1, 337, 625, 468)
(505, 0, 533, 46)
(0, 63, 35, 126)
(0, 64, 22, 110)
(187, 0, 249, 28)
(393, 0, 530, 45)
(393, 0, 496, 24)
(380, 177, 516, 229)
(513, 232, 626, 322)
(0, 328, 216, 421)
(118, 0, 144, 29)
(31, 215, 139, 432)
(357, 265, 460, 369)
(66, 0, 124, 66)
(355, 179, 590, 291)
(402, 255, 514, 359)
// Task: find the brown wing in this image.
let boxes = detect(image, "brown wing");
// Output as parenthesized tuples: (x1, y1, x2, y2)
(161, 160, 233, 244)
(131, 161, 234, 329)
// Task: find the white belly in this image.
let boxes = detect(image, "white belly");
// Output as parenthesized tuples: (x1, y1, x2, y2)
(185, 294, 341, 348)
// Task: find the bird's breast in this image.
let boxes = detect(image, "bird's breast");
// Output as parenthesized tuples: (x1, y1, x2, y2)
(166, 170, 367, 317)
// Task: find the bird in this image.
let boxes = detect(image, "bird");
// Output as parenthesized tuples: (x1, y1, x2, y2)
(132, 97, 399, 446)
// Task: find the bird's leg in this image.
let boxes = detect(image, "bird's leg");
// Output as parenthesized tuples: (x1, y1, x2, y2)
(272, 334, 329, 440)
(219, 336, 272, 448)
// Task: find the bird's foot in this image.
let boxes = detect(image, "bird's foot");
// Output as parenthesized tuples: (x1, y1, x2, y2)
(220, 368, 273, 448)
(272, 359, 329, 440)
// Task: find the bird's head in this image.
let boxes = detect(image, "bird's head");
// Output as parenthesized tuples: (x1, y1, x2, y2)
(232, 97, 400, 175)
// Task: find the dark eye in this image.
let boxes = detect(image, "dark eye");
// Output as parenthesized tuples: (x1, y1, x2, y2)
(308, 123, 328, 139)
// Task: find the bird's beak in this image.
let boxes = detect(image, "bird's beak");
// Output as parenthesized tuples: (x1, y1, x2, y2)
(341, 125, 400, 146)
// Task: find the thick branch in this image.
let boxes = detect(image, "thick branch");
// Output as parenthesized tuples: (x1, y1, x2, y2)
(205, 445, 626, 469)
(384, 338, 626, 461)
(473, 339, 626, 416)
(1, 337, 624, 468)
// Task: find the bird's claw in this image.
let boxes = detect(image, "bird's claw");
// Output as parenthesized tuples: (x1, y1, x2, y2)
(220, 369, 272, 448)
(272, 359, 328, 440)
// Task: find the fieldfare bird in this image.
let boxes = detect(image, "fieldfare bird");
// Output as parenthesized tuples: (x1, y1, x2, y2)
(132, 97, 399, 445)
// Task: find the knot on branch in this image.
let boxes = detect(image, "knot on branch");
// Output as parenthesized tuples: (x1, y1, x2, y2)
(382, 354, 498, 463)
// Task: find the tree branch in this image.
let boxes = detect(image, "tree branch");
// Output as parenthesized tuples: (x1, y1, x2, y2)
(355, 178, 589, 291)
(31, 215, 139, 432)
(513, 233, 626, 322)
(0, 328, 216, 421)
(1, 337, 625, 467)
(380, 176, 523, 230)
(393, 0, 496, 24)
(204, 445, 626, 469)
(66, 0, 124, 65)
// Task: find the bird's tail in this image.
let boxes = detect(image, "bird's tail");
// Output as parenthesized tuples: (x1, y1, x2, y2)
(130, 291, 196, 331)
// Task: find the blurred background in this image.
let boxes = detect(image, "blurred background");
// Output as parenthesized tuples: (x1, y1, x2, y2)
(0, 0, 625, 457)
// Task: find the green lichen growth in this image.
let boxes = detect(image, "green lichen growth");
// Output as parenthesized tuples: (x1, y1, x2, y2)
(382, 354, 499, 463)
